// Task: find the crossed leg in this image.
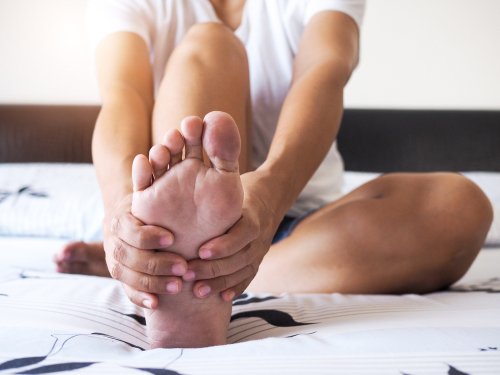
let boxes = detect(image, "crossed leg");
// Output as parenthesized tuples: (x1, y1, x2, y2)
(57, 172, 493, 295)
(248, 172, 493, 294)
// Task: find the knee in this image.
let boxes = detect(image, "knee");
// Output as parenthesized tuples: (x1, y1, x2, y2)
(170, 22, 247, 69)
(422, 173, 493, 289)
(433, 173, 493, 242)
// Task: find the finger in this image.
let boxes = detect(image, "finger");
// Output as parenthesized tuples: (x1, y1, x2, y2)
(198, 216, 258, 260)
(221, 278, 254, 302)
(186, 245, 250, 281)
(107, 256, 183, 295)
(192, 265, 256, 299)
(129, 250, 188, 277)
(117, 244, 188, 277)
(110, 212, 174, 249)
(122, 283, 159, 310)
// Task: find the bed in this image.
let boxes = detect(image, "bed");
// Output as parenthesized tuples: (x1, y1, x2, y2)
(0, 105, 499, 374)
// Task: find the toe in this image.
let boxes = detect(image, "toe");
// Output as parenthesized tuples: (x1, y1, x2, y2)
(149, 144, 170, 179)
(132, 154, 154, 192)
(203, 111, 241, 172)
(163, 129, 185, 167)
(181, 116, 204, 160)
(55, 241, 85, 262)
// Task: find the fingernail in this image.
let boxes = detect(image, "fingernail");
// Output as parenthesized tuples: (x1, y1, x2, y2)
(199, 248, 212, 259)
(143, 299, 153, 309)
(198, 285, 211, 297)
(172, 263, 186, 276)
(166, 281, 179, 293)
(183, 270, 195, 281)
(160, 235, 172, 247)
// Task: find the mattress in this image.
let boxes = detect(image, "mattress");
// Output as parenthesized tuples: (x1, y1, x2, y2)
(0, 164, 500, 374)
(0, 236, 499, 374)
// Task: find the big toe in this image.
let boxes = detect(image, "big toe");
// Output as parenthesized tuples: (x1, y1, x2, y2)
(202, 111, 241, 172)
(54, 241, 86, 263)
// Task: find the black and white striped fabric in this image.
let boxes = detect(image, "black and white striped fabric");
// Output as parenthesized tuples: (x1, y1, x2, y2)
(0, 239, 499, 375)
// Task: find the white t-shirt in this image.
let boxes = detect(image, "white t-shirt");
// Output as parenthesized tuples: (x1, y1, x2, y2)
(87, 0, 366, 217)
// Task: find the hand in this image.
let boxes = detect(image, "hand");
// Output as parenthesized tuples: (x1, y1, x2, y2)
(186, 172, 283, 301)
(102, 194, 187, 309)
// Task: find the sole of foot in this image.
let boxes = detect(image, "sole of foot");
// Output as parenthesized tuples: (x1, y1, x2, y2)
(131, 111, 243, 348)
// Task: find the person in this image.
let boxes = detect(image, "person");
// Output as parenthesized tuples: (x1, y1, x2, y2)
(54, 0, 493, 349)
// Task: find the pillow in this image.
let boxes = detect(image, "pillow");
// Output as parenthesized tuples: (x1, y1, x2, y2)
(462, 172, 500, 246)
(0, 164, 498, 246)
(342, 171, 500, 247)
(0, 163, 103, 241)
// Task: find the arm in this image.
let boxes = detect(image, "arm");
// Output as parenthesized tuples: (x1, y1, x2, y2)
(188, 11, 360, 298)
(93, 32, 153, 209)
(93, 32, 187, 307)
(258, 11, 359, 218)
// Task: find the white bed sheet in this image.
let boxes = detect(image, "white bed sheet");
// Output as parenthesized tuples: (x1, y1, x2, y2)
(1, 163, 500, 246)
(0, 236, 499, 375)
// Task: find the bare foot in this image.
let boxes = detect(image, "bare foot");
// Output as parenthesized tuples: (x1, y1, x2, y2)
(132, 111, 243, 348)
(54, 241, 110, 277)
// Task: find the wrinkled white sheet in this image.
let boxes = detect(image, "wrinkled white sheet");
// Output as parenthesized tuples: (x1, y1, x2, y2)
(0, 236, 499, 374)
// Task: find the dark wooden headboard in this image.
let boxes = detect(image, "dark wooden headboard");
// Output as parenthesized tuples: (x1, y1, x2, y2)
(337, 109, 500, 172)
(1, 105, 499, 172)
(0, 105, 98, 164)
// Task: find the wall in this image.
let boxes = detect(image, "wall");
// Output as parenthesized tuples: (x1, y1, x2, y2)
(0, 0, 97, 104)
(0, 0, 499, 109)
(345, 0, 500, 109)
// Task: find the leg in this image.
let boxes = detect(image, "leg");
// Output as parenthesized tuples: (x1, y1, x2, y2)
(134, 23, 250, 348)
(152, 22, 251, 172)
(56, 23, 250, 348)
(248, 173, 493, 294)
(55, 23, 251, 275)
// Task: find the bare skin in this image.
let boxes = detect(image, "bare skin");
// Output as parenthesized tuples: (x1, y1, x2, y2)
(55, 241, 108, 277)
(55, 171, 493, 296)
(55, 8, 494, 348)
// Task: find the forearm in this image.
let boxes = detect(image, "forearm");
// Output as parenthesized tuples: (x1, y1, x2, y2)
(92, 87, 152, 214)
(248, 11, 359, 220)
(257, 62, 345, 218)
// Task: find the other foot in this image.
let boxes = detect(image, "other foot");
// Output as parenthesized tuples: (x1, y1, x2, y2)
(54, 241, 109, 277)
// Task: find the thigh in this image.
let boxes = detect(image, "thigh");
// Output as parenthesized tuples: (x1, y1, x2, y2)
(248, 172, 492, 294)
